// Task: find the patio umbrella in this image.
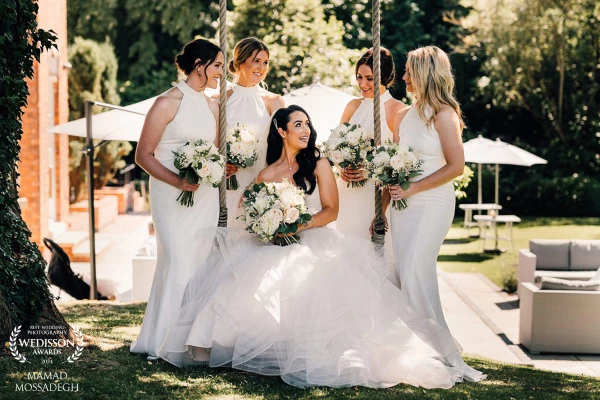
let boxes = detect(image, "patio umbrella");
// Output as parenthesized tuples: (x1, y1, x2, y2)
(283, 80, 357, 144)
(463, 135, 548, 205)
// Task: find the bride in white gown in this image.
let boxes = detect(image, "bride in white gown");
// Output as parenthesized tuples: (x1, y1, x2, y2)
(130, 39, 223, 358)
(158, 105, 485, 388)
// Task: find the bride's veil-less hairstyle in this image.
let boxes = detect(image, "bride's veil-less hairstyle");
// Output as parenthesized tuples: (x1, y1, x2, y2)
(407, 46, 465, 129)
(266, 105, 321, 195)
(228, 37, 270, 82)
(175, 38, 222, 86)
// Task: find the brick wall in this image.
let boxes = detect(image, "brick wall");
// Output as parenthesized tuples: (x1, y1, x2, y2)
(19, 0, 69, 246)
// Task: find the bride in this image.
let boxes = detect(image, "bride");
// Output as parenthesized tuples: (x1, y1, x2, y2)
(157, 105, 485, 389)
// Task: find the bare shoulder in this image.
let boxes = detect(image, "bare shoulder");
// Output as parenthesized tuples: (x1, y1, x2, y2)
(315, 157, 333, 176)
(262, 91, 285, 114)
(206, 95, 220, 115)
(150, 90, 181, 118)
(345, 98, 362, 114)
(394, 105, 411, 124)
(435, 104, 460, 124)
(257, 165, 276, 184)
(389, 98, 407, 114)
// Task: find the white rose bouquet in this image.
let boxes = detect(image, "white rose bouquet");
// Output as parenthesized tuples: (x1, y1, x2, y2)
(366, 140, 424, 211)
(226, 123, 259, 190)
(172, 139, 225, 207)
(240, 178, 312, 246)
(323, 122, 374, 188)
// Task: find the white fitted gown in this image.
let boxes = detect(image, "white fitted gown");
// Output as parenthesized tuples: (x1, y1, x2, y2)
(336, 91, 393, 247)
(226, 84, 272, 227)
(130, 80, 219, 357)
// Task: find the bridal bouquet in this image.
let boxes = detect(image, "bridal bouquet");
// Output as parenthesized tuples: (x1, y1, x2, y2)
(172, 139, 225, 207)
(366, 141, 423, 211)
(241, 178, 312, 246)
(226, 123, 259, 190)
(323, 122, 374, 188)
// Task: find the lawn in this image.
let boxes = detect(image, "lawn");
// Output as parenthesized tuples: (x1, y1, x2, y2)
(2, 302, 599, 399)
(438, 217, 600, 290)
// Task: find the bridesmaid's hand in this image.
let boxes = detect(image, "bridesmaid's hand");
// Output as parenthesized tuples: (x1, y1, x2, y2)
(369, 215, 389, 237)
(226, 163, 238, 178)
(388, 184, 418, 200)
(340, 166, 366, 183)
(177, 177, 200, 192)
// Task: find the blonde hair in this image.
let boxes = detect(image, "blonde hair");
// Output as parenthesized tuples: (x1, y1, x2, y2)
(228, 37, 269, 76)
(407, 46, 465, 129)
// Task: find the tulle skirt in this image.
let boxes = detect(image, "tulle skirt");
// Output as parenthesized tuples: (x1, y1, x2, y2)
(158, 227, 485, 388)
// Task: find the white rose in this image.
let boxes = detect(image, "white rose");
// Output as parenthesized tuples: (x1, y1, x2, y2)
(267, 208, 284, 224)
(230, 142, 243, 155)
(197, 163, 212, 178)
(397, 144, 410, 154)
(406, 152, 418, 167)
(284, 207, 300, 223)
(390, 155, 405, 171)
(330, 150, 344, 165)
(210, 163, 224, 182)
(291, 194, 304, 207)
(341, 148, 352, 161)
(332, 123, 349, 138)
(279, 189, 294, 207)
(240, 129, 255, 143)
(373, 151, 391, 165)
(346, 129, 361, 146)
(183, 147, 196, 165)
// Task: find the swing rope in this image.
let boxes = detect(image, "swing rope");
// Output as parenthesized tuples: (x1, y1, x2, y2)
(217, 0, 228, 227)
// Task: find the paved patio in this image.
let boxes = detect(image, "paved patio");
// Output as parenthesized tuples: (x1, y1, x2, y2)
(49, 213, 600, 378)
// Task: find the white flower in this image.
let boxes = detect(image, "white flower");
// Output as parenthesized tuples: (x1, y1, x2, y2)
(390, 155, 405, 171)
(183, 147, 196, 166)
(398, 144, 410, 154)
(341, 147, 352, 161)
(254, 197, 270, 214)
(346, 129, 362, 146)
(230, 142, 243, 155)
(373, 151, 391, 165)
(406, 152, 418, 167)
(330, 150, 344, 165)
(210, 163, 224, 182)
(240, 129, 255, 143)
(267, 208, 284, 225)
(284, 207, 300, 223)
(198, 163, 212, 178)
(332, 124, 349, 138)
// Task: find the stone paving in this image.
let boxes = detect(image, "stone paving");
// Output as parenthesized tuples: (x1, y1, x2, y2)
(49, 213, 600, 379)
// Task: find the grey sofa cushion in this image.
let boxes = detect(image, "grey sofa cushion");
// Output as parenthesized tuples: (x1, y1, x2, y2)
(534, 270, 597, 283)
(540, 277, 600, 291)
(530, 239, 570, 270)
(570, 240, 600, 271)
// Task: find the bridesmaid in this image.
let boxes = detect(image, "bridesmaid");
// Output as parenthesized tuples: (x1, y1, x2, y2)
(131, 39, 224, 359)
(223, 37, 284, 226)
(387, 46, 465, 331)
(337, 48, 405, 241)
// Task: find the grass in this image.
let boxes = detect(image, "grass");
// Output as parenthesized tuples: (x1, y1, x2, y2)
(438, 217, 600, 289)
(2, 302, 599, 399)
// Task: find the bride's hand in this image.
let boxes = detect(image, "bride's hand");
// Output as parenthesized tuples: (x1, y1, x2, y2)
(226, 163, 238, 178)
(177, 177, 200, 192)
(369, 215, 389, 237)
(340, 166, 366, 183)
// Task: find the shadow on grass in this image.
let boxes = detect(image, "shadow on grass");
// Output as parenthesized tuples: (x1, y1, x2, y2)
(438, 253, 496, 263)
(2, 343, 599, 400)
(443, 237, 480, 245)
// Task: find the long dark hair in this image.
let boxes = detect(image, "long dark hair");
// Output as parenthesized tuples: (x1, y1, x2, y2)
(266, 105, 320, 195)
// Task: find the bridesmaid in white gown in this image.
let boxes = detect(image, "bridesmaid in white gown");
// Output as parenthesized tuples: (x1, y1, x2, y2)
(131, 39, 224, 359)
(158, 106, 485, 388)
(337, 48, 405, 242)
(223, 37, 284, 227)
(387, 46, 470, 354)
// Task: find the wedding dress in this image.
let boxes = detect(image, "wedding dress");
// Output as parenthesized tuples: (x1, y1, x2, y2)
(336, 91, 393, 248)
(226, 84, 273, 227)
(158, 181, 485, 388)
(130, 80, 219, 358)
